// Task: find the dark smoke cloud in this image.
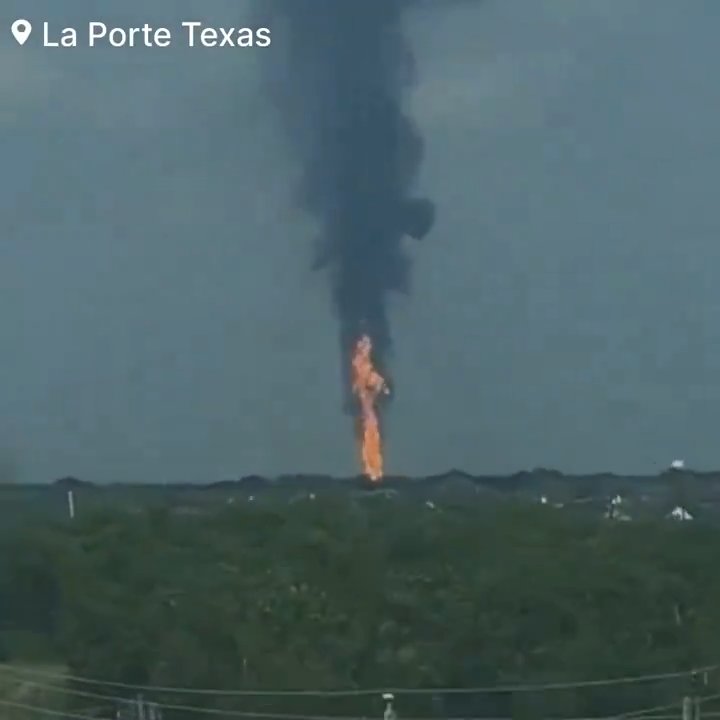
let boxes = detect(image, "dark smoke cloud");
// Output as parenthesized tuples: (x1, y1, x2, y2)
(259, 0, 435, 406)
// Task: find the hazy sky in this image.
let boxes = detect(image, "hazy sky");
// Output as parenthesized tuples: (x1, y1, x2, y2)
(2, 0, 720, 483)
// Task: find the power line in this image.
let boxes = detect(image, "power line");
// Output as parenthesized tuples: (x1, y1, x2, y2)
(619, 697, 691, 719)
(0, 663, 713, 698)
(2, 686, 717, 720)
(0, 676, 377, 720)
(0, 692, 707, 720)
(617, 693, 720, 720)
(0, 696, 105, 720)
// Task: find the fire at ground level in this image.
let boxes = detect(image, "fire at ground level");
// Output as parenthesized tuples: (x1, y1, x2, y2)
(350, 334, 389, 482)
(32, 469, 720, 523)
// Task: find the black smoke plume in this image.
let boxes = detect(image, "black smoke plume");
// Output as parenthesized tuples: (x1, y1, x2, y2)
(260, 0, 435, 407)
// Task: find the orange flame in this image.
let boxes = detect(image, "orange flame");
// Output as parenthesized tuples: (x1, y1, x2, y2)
(350, 334, 389, 481)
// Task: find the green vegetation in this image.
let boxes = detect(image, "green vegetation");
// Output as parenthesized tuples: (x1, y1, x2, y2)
(1, 493, 719, 718)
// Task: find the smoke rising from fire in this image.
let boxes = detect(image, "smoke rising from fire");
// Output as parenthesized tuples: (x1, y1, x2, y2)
(260, 0, 435, 404)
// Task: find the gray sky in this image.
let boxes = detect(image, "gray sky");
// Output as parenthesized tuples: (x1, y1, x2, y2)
(2, 0, 720, 483)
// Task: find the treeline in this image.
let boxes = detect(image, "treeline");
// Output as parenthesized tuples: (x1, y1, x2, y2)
(1, 496, 719, 719)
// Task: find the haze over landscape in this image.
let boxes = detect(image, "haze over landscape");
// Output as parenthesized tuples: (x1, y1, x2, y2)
(3, 0, 720, 483)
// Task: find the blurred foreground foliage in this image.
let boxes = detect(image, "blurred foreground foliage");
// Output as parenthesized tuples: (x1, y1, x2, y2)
(1, 495, 719, 718)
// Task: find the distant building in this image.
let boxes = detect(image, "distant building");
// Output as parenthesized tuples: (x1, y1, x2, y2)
(605, 495, 631, 521)
(667, 505, 693, 521)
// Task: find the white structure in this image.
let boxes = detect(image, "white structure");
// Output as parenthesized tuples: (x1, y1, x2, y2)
(605, 495, 631, 521)
(668, 506, 693, 521)
(670, 459, 685, 470)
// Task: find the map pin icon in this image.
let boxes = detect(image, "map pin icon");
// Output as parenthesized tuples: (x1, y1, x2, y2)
(11, 19, 32, 46)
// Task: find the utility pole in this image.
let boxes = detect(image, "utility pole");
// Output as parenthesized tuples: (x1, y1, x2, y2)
(692, 670, 705, 720)
(137, 694, 146, 720)
(383, 693, 397, 720)
(683, 696, 693, 720)
(683, 671, 705, 720)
